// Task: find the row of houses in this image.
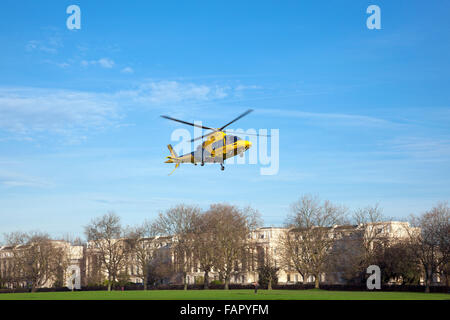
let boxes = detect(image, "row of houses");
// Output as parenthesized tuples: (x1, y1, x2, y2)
(0, 221, 421, 289)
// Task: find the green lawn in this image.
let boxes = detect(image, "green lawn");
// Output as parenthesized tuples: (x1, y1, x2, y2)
(0, 289, 448, 300)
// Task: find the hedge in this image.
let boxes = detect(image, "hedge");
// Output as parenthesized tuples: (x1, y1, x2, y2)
(0, 283, 448, 294)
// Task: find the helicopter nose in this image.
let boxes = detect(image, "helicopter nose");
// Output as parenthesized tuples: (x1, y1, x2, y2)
(245, 141, 252, 149)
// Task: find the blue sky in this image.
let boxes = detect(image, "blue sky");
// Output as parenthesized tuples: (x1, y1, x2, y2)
(0, 1, 449, 239)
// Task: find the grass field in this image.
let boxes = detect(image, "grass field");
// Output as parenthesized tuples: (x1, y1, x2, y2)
(0, 289, 448, 300)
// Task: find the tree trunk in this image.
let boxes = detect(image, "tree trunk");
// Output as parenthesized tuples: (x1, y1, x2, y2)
(112, 274, 117, 290)
(314, 274, 320, 289)
(143, 275, 148, 290)
(224, 277, 230, 290)
(183, 272, 188, 290)
(108, 275, 112, 291)
(204, 270, 209, 289)
(268, 278, 272, 290)
(425, 268, 432, 293)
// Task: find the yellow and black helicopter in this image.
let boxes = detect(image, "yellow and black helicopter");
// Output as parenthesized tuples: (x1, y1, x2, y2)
(161, 109, 267, 174)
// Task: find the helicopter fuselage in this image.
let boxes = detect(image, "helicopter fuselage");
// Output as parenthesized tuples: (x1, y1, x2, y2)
(161, 109, 256, 174)
(165, 132, 252, 164)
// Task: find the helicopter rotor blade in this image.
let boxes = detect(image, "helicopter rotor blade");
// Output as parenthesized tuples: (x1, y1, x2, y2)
(223, 131, 271, 137)
(219, 109, 254, 131)
(163, 109, 257, 143)
(190, 130, 270, 143)
(160, 115, 215, 131)
(189, 131, 216, 143)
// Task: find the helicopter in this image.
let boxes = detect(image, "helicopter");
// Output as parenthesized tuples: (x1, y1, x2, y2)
(161, 109, 266, 175)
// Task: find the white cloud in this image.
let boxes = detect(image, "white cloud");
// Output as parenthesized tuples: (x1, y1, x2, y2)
(26, 35, 63, 55)
(57, 62, 70, 68)
(235, 85, 261, 91)
(121, 67, 134, 74)
(98, 58, 114, 68)
(258, 108, 391, 126)
(26, 40, 59, 54)
(26, 41, 39, 51)
(385, 137, 450, 160)
(44, 59, 71, 68)
(117, 81, 230, 104)
(0, 81, 231, 138)
(80, 57, 115, 69)
(0, 171, 52, 188)
(0, 87, 120, 135)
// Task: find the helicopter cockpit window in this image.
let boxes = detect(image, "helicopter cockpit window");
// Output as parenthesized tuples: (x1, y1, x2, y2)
(211, 140, 224, 150)
(225, 135, 240, 144)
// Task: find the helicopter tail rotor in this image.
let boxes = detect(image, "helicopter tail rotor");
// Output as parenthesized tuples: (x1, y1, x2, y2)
(167, 144, 178, 158)
(168, 163, 180, 175)
(165, 144, 180, 175)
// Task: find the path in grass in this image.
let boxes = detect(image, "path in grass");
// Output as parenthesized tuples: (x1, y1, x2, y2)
(0, 289, 448, 300)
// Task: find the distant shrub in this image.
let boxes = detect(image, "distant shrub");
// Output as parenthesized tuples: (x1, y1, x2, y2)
(195, 276, 204, 285)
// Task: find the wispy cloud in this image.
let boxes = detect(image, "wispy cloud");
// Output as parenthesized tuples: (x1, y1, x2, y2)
(384, 137, 450, 161)
(98, 58, 115, 68)
(116, 81, 230, 104)
(0, 171, 52, 188)
(0, 87, 120, 136)
(235, 85, 261, 91)
(121, 67, 134, 74)
(0, 81, 232, 139)
(43, 59, 72, 69)
(258, 108, 392, 126)
(81, 57, 115, 68)
(26, 37, 62, 55)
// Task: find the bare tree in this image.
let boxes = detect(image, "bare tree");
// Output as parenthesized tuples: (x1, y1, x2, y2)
(191, 212, 217, 289)
(326, 204, 390, 284)
(125, 221, 164, 290)
(85, 250, 103, 286)
(326, 229, 366, 284)
(442, 259, 450, 287)
(353, 204, 389, 266)
(3, 232, 28, 246)
(407, 202, 450, 292)
(257, 248, 279, 290)
(374, 240, 421, 285)
(61, 233, 84, 246)
(3, 231, 69, 292)
(153, 204, 201, 290)
(280, 195, 347, 289)
(206, 204, 261, 290)
(2, 232, 27, 289)
(84, 212, 126, 291)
